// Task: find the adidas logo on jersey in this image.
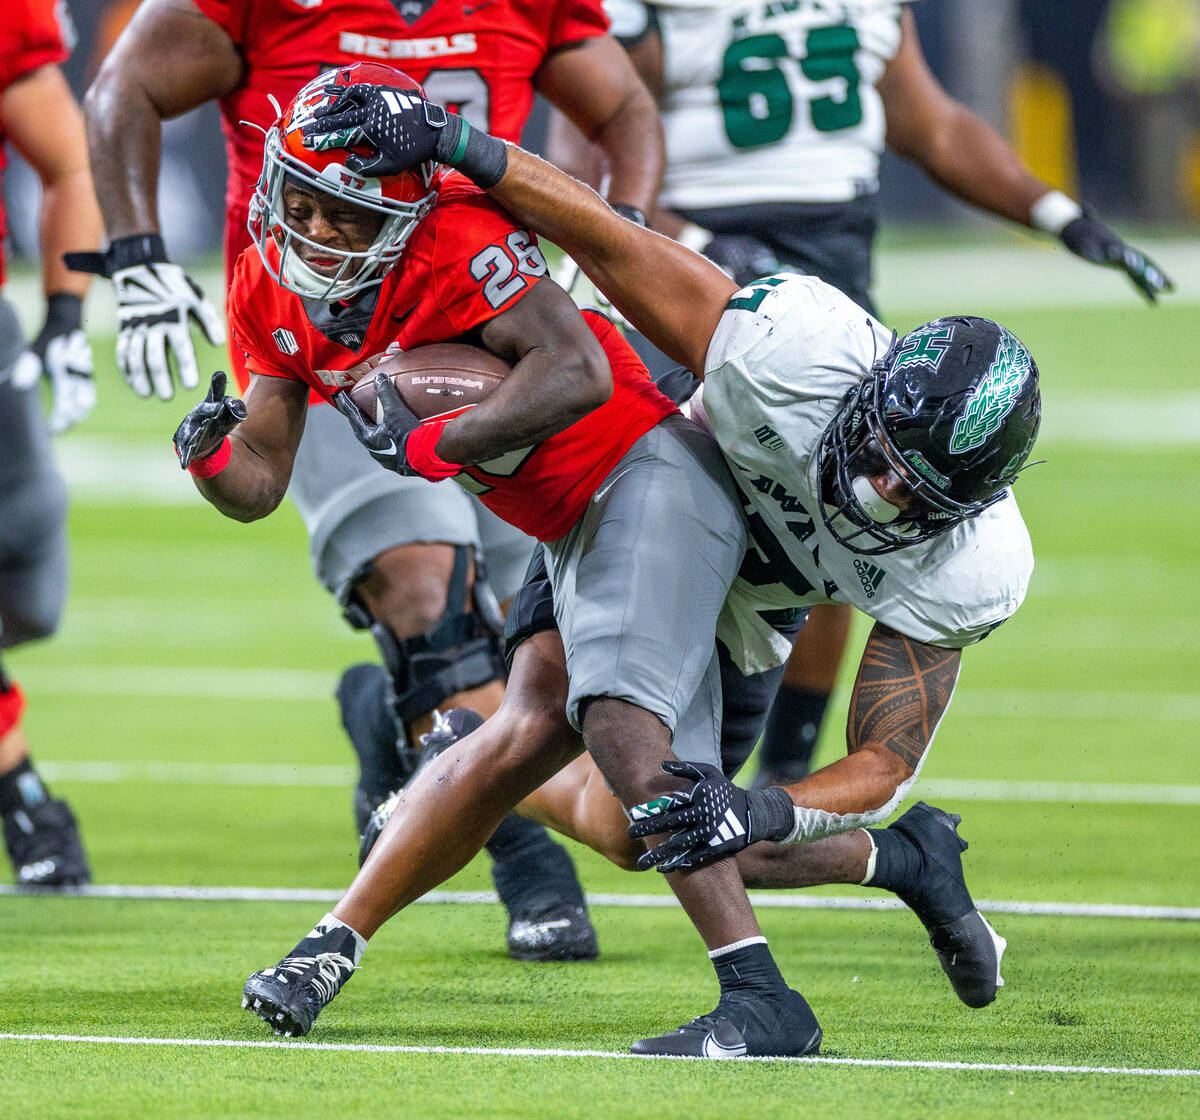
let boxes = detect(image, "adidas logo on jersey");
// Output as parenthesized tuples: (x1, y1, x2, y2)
(273, 328, 299, 355)
(853, 559, 885, 598)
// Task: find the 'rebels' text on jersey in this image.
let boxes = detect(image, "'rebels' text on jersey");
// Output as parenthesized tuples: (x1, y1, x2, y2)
(228, 176, 676, 541)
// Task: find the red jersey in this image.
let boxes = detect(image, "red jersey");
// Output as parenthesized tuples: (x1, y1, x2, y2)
(228, 177, 675, 541)
(0, 0, 70, 288)
(194, 0, 609, 287)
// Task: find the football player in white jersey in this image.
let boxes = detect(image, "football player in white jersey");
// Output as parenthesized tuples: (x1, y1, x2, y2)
(571, 0, 1172, 791)
(235, 90, 1043, 1059)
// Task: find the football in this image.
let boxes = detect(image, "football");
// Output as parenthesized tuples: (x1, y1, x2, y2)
(347, 343, 510, 422)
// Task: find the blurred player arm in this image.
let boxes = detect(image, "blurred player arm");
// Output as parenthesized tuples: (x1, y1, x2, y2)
(2, 61, 101, 431)
(76, 0, 238, 398)
(174, 370, 308, 522)
(535, 33, 664, 219)
(85, 0, 242, 239)
(879, 9, 1171, 302)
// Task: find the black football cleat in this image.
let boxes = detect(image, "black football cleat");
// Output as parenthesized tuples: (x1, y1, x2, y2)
(336, 662, 413, 836)
(356, 708, 484, 866)
(632, 988, 821, 1059)
(2, 797, 91, 888)
(887, 801, 1006, 1008)
(242, 953, 356, 1038)
(506, 894, 599, 962)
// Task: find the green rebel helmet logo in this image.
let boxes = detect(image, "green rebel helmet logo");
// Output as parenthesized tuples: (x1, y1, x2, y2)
(950, 329, 1033, 455)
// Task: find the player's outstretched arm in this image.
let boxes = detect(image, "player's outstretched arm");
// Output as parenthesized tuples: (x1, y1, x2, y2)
(76, 0, 240, 399)
(174, 372, 308, 523)
(303, 94, 738, 375)
(1, 62, 100, 433)
(880, 9, 1172, 303)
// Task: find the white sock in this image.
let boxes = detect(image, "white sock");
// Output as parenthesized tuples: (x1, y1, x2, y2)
(308, 912, 367, 965)
(708, 935, 768, 959)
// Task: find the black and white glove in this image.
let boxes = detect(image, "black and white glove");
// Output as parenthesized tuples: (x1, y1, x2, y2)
(626, 760, 796, 873)
(302, 86, 508, 188)
(8, 293, 95, 433)
(172, 371, 246, 470)
(333, 370, 422, 476)
(66, 233, 226, 400)
(1059, 209, 1174, 304)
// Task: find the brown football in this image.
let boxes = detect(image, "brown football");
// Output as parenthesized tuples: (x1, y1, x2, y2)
(347, 343, 510, 422)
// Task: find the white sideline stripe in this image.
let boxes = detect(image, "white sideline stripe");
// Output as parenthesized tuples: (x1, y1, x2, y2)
(1, 883, 1196, 920)
(32, 760, 1200, 806)
(21, 666, 1200, 722)
(0, 1033, 1196, 1076)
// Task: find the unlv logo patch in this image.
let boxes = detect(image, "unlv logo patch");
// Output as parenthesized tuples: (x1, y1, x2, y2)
(388, 0, 438, 25)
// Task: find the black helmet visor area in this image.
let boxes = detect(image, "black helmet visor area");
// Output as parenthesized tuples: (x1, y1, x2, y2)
(818, 377, 1003, 556)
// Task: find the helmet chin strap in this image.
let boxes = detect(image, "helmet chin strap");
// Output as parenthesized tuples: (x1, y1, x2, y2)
(851, 475, 901, 524)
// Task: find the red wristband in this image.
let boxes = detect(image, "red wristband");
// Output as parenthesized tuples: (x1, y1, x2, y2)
(184, 437, 233, 478)
(405, 419, 464, 481)
(0, 680, 25, 738)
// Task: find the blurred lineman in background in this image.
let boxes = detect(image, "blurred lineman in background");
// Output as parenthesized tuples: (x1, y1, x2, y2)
(0, 0, 101, 887)
(552, 0, 1175, 789)
(77, 0, 664, 961)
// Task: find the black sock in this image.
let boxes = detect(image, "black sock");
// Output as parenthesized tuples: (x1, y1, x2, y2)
(486, 814, 585, 915)
(712, 941, 788, 999)
(0, 758, 49, 815)
(759, 686, 830, 777)
(864, 826, 921, 896)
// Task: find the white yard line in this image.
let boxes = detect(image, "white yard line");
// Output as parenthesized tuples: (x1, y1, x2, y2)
(1, 883, 1196, 920)
(0, 1032, 1195, 1076)
(22, 664, 1200, 721)
(33, 759, 1200, 806)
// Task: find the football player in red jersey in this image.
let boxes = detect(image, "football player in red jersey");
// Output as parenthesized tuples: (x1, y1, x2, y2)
(0, 0, 101, 887)
(80, 0, 664, 959)
(177, 66, 819, 1056)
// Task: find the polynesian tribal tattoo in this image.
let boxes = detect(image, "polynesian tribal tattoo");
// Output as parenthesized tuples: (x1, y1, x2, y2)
(849, 623, 960, 769)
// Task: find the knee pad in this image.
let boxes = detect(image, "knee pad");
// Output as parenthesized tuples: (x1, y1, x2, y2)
(342, 546, 506, 727)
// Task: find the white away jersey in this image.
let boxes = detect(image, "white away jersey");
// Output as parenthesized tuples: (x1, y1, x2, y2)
(699, 274, 1034, 671)
(641, 0, 909, 208)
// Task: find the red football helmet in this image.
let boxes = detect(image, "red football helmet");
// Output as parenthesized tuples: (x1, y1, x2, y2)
(248, 63, 441, 302)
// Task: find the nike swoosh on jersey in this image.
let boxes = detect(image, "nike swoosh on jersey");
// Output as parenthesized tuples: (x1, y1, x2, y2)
(463, 0, 497, 13)
(591, 465, 635, 504)
(390, 300, 421, 326)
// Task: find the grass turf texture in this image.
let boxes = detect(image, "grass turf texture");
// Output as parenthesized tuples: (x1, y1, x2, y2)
(2, 295, 1198, 1116)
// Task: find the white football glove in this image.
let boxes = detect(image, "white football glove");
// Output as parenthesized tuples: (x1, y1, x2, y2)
(8, 293, 96, 434)
(113, 261, 226, 400)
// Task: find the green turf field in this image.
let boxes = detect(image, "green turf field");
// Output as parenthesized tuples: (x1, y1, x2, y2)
(2, 273, 1198, 1117)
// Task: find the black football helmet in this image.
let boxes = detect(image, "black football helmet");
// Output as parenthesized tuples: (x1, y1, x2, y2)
(818, 316, 1041, 555)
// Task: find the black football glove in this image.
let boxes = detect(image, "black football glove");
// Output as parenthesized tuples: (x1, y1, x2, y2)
(302, 83, 449, 177)
(1059, 209, 1174, 304)
(334, 371, 422, 475)
(173, 371, 247, 470)
(626, 760, 795, 873)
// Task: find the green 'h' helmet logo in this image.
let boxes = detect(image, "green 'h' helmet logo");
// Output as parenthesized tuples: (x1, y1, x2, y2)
(950, 329, 1033, 454)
